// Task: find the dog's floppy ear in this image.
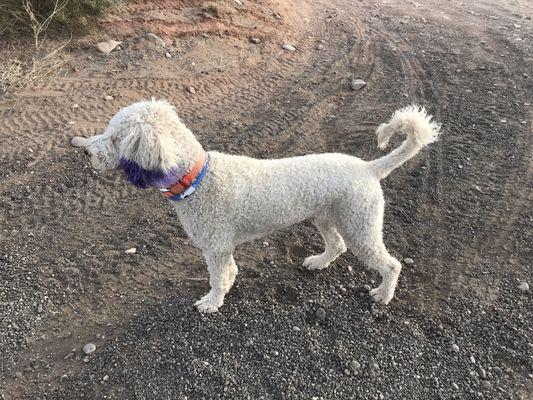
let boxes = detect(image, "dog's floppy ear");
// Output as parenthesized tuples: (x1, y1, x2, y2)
(118, 122, 177, 172)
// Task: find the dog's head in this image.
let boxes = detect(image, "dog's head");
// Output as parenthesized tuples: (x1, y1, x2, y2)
(72, 100, 203, 188)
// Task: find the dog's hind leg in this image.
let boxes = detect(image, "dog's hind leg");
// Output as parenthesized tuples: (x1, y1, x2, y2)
(303, 213, 347, 270)
(195, 251, 238, 313)
(358, 246, 402, 304)
(335, 200, 401, 305)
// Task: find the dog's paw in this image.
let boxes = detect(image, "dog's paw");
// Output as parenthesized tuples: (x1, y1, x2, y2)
(194, 294, 223, 314)
(303, 254, 330, 270)
(369, 285, 394, 305)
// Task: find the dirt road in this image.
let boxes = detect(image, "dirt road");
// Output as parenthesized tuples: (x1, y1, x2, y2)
(0, 0, 531, 398)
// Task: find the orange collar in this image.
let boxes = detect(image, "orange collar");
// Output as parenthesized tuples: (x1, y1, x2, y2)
(160, 152, 208, 201)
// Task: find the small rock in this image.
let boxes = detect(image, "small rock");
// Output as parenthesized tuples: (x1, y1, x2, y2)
(82, 356, 90, 363)
(493, 366, 502, 374)
(347, 265, 353, 273)
(316, 307, 326, 320)
(102, 375, 109, 382)
(369, 358, 380, 371)
(452, 383, 459, 390)
(470, 355, 476, 364)
(479, 367, 487, 379)
(344, 368, 351, 376)
(96, 40, 122, 54)
(250, 37, 261, 44)
(350, 360, 361, 371)
(262, 241, 269, 247)
(125, 248, 137, 254)
(363, 284, 371, 292)
(145, 32, 166, 47)
(165, 52, 172, 58)
(233, 0, 243, 5)
(72, 103, 79, 109)
(104, 95, 113, 101)
(292, 326, 301, 332)
(518, 281, 529, 292)
(187, 86, 196, 94)
(316, 44, 324, 50)
(282, 44, 296, 51)
(350, 78, 366, 91)
(82, 343, 96, 355)
(451, 343, 460, 352)
(60, 374, 68, 380)
(481, 381, 491, 390)
(404, 257, 414, 265)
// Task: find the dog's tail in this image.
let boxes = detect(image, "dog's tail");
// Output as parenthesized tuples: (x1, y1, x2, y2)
(368, 105, 441, 179)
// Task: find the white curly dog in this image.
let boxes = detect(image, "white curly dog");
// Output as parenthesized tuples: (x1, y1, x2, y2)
(71, 100, 440, 313)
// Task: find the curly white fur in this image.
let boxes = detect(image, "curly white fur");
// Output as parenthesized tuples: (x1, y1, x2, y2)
(72, 100, 441, 313)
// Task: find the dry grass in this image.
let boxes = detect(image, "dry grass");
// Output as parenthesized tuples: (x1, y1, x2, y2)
(202, 1, 235, 19)
(0, 0, 113, 38)
(0, 41, 68, 93)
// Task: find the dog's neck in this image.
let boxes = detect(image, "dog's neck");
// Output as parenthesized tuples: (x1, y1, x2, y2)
(119, 147, 206, 192)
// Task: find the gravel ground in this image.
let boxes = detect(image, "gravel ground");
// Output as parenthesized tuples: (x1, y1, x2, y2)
(0, 0, 532, 398)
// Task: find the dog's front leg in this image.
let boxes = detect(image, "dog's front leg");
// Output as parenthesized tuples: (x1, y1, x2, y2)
(195, 250, 238, 314)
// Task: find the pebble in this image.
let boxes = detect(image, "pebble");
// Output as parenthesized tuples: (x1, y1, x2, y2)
(72, 103, 79, 109)
(347, 265, 353, 273)
(165, 52, 172, 58)
(369, 358, 380, 371)
(316, 44, 324, 50)
(316, 307, 326, 320)
(403, 257, 414, 265)
(250, 37, 261, 44)
(104, 95, 113, 101)
(145, 32, 166, 47)
(350, 78, 366, 91)
(262, 241, 269, 247)
(452, 382, 459, 390)
(96, 40, 122, 54)
(125, 247, 137, 254)
(282, 44, 296, 51)
(344, 368, 351, 376)
(187, 86, 196, 94)
(292, 326, 301, 332)
(82, 356, 90, 363)
(363, 284, 371, 292)
(470, 355, 476, 364)
(481, 381, 492, 390)
(82, 343, 96, 355)
(350, 360, 361, 371)
(451, 343, 460, 352)
(478, 367, 487, 379)
(517, 281, 529, 292)
(102, 375, 109, 382)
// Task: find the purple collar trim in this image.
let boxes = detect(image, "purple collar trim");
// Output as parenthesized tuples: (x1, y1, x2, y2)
(119, 158, 183, 189)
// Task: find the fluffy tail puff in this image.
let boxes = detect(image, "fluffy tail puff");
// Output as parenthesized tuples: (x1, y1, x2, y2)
(369, 105, 441, 179)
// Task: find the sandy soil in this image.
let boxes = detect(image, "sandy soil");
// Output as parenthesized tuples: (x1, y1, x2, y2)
(0, 0, 531, 399)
